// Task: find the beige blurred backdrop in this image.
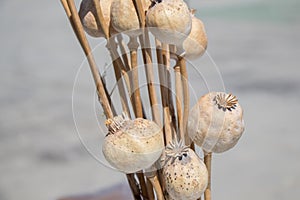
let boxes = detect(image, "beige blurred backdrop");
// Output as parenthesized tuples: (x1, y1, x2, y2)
(0, 0, 300, 199)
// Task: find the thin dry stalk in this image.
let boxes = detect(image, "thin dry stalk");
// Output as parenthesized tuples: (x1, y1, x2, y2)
(106, 39, 131, 116)
(127, 174, 143, 200)
(94, 0, 132, 118)
(204, 152, 212, 200)
(128, 37, 143, 118)
(178, 56, 190, 145)
(114, 35, 133, 110)
(133, 0, 146, 28)
(116, 34, 131, 70)
(139, 32, 161, 125)
(173, 64, 183, 140)
(162, 43, 177, 135)
(62, 0, 113, 119)
(148, 175, 165, 200)
(137, 172, 149, 199)
(146, 179, 155, 200)
(155, 40, 172, 145)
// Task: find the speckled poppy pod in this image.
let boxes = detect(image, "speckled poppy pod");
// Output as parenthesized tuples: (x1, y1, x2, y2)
(110, 0, 151, 37)
(79, 0, 112, 37)
(188, 92, 245, 153)
(183, 10, 208, 60)
(146, 0, 192, 47)
(161, 140, 208, 200)
(102, 113, 164, 173)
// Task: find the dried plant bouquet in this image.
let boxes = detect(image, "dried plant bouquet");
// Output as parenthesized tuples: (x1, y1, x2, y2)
(60, 0, 245, 199)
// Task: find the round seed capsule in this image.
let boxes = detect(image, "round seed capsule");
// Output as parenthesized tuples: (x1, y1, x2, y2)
(102, 114, 164, 173)
(188, 92, 245, 153)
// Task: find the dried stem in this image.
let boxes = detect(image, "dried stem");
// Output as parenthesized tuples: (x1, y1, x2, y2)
(178, 56, 190, 145)
(116, 34, 131, 70)
(128, 37, 143, 118)
(62, 0, 113, 118)
(114, 35, 133, 111)
(133, 0, 146, 28)
(156, 40, 172, 145)
(146, 179, 155, 200)
(106, 39, 131, 116)
(173, 63, 183, 140)
(94, 0, 132, 117)
(139, 31, 161, 125)
(137, 172, 149, 199)
(126, 174, 143, 200)
(204, 152, 212, 200)
(162, 44, 177, 133)
(148, 175, 165, 200)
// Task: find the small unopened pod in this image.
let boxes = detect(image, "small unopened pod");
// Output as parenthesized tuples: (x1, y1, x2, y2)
(110, 0, 151, 37)
(146, 0, 192, 46)
(162, 140, 208, 200)
(78, 0, 112, 37)
(183, 11, 208, 60)
(188, 92, 245, 153)
(102, 114, 164, 173)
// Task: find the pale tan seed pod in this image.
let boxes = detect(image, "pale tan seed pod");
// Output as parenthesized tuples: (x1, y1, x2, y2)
(183, 13, 208, 60)
(110, 0, 150, 37)
(146, 0, 192, 46)
(162, 140, 208, 200)
(102, 114, 164, 173)
(188, 92, 245, 153)
(78, 0, 112, 37)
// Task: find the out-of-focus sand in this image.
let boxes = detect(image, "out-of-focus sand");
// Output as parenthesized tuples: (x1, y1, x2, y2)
(0, 0, 299, 199)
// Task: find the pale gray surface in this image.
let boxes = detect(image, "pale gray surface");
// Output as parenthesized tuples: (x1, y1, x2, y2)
(0, 0, 300, 200)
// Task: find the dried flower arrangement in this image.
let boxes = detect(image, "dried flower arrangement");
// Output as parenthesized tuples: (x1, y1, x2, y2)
(60, 0, 245, 199)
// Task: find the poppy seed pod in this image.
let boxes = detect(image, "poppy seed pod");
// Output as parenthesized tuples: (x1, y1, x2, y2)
(110, 0, 151, 37)
(183, 13, 208, 60)
(162, 140, 208, 200)
(79, 0, 112, 37)
(102, 114, 164, 173)
(188, 92, 245, 153)
(146, 0, 192, 46)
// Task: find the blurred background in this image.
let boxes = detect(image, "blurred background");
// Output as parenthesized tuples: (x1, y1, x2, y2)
(0, 0, 299, 199)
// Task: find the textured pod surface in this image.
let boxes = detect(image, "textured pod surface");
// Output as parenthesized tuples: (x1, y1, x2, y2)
(79, 0, 112, 37)
(146, 0, 192, 46)
(183, 16, 208, 60)
(110, 0, 151, 36)
(163, 145, 208, 200)
(188, 92, 245, 153)
(103, 117, 164, 173)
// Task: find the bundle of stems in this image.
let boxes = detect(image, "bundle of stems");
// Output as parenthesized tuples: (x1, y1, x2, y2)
(60, 0, 212, 199)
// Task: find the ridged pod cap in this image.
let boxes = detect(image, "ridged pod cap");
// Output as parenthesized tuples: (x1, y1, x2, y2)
(188, 92, 245, 153)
